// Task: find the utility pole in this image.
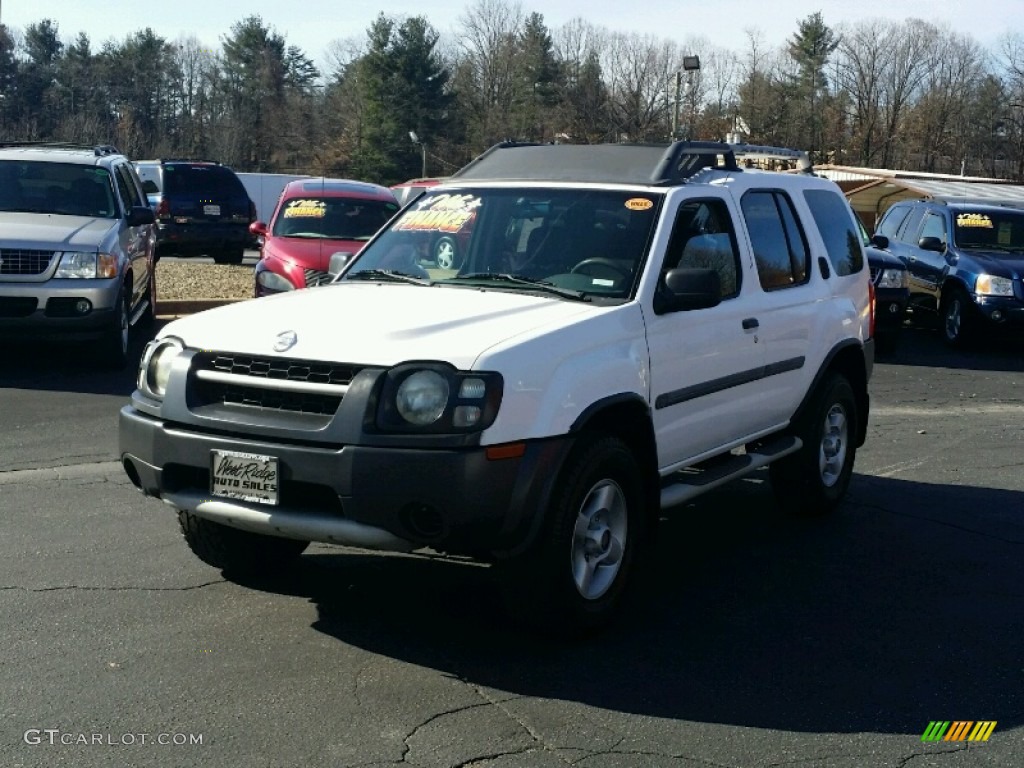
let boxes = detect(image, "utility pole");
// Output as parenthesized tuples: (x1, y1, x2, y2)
(671, 71, 681, 139)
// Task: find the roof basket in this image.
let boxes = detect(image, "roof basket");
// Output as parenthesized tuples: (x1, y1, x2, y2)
(450, 140, 741, 186)
(0, 141, 122, 156)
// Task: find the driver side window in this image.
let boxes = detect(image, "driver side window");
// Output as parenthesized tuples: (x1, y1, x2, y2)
(663, 198, 742, 299)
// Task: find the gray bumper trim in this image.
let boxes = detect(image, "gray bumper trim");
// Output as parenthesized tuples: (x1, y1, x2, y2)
(163, 490, 415, 552)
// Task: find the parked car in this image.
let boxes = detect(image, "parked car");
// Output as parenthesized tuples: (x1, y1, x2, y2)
(120, 140, 874, 635)
(140, 159, 256, 265)
(390, 176, 446, 207)
(0, 141, 156, 368)
(251, 178, 399, 297)
(390, 177, 468, 267)
(875, 199, 1024, 347)
(859, 222, 909, 352)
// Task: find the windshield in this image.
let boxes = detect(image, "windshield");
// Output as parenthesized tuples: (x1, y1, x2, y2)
(0, 161, 116, 218)
(272, 196, 398, 240)
(953, 209, 1024, 252)
(340, 186, 662, 301)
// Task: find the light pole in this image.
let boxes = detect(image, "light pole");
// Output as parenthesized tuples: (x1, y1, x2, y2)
(671, 56, 700, 141)
(409, 131, 427, 178)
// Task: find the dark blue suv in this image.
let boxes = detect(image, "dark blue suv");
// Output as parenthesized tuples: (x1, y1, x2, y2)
(874, 199, 1024, 347)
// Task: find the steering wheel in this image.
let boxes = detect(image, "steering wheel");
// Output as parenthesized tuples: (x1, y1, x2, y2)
(570, 258, 631, 281)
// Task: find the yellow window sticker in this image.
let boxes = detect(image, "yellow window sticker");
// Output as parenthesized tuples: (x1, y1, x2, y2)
(395, 194, 480, 234)
(956, 213, 992, 228)
(283, 199, 326, 218)
(625, 198, 653, 211)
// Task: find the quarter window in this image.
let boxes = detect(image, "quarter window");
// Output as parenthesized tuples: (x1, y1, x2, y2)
(803, 189, 864, 276)
(741, 190, 810, 290)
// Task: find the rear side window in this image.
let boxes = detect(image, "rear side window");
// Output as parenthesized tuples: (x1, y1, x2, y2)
(164, 164, 246, 197)
(741, 190, 809, 290)
(802, 189, 864, 276)
(877, 205, 909, 239)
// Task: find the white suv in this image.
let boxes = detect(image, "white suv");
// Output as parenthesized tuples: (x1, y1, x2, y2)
(119, 141, 874, 633)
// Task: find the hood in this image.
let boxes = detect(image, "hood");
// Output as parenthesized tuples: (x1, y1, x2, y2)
(0, 212, 114, 251)
(160, 282, 601, 369)
(958, 249, 1024, 278)
(264, 236, 363, 272)
(865, 245, 902, 270)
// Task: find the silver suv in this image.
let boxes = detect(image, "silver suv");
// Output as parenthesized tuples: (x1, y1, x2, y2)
(0, 142, 157, 367)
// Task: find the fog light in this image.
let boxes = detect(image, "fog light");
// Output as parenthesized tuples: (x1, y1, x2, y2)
(991, 309, 1004, 322)
(75, 299, 92, 314)
(453, 405, 481, 427)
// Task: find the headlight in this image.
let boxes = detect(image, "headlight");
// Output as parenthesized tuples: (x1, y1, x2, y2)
(54, 252, 118, 279)
(396, 370, 449, 425)
(137, 337, 184, 399)
(256, 269, 296, 292)
(975, 274, 1014, 297)
(376, 364, 503, 434)
(877, 268, 907, 289)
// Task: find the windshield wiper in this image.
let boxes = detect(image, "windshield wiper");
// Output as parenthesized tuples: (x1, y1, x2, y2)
(454, 272, 589, 301)
(344, 268, 432, 285)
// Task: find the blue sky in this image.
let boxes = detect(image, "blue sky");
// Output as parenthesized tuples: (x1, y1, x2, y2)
(3, 0, 1021, 73)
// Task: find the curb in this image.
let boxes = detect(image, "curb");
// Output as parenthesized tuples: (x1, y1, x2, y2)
(155, 298, 246, 318)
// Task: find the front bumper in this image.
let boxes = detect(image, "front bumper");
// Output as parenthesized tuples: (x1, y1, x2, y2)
(119, 405, 570, 556)
(874, 287, 909, 329)
(0, 278, 119, 337)
(974, 295, 1024, 326)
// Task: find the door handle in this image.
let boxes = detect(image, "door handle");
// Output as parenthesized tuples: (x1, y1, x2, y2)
(742, 318, 759, 330)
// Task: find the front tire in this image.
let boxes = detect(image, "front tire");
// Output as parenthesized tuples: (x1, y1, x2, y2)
(178, 511, 309, 576)
(434, 236, 460, 269)
(941, 288, 975, 348)
(770, 374, 857, 516)
(97, 287, 130, 369)
(499, 434, 644, 635)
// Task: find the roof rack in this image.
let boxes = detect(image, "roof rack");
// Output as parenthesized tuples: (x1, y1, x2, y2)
(451, 141, 741, 186)
(730, 143, 814, 173)
(0, 141, 122, 156)
(154, 158, 223, 165)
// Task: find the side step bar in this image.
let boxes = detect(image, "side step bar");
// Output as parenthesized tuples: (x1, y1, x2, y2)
(660, 435, 802, 510)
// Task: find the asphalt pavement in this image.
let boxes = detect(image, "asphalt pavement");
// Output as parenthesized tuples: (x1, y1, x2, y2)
(1, 323, 1022, 767)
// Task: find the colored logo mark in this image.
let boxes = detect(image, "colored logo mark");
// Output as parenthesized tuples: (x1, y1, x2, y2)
(921, 721, 997, 742)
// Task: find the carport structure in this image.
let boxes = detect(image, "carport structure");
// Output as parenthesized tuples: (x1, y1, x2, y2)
(815, 164, 1024, 231)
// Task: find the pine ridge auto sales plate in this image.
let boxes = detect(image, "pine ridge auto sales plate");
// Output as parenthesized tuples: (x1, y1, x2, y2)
(210, 450, 279, 505)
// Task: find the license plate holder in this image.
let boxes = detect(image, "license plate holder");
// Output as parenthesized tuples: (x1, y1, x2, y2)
(210, 450, 279, 505)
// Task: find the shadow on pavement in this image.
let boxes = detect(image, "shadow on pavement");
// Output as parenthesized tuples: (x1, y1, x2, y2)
(231, 471, 1024, 736)
(0, 320, 166, 396)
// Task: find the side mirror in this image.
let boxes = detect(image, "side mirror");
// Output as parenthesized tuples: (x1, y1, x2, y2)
(128, 206, 155, 226)
(653, 267, 721, 314)
(328, 251, 355, 275)
(918, 236, 945, 253)
(249, 221, 268, 237)
(870, 233, 889, 249)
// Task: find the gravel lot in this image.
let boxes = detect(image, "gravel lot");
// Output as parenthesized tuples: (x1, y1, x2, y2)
(156, 261, 254, 301)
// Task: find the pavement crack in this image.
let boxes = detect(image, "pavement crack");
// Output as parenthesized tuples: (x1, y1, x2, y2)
(896, 744, 968, 767)
(0, 580, 227, 593)
(399, 701, 497, 763)
(453, 746, 539, 767)
(853, 499, 1024, 544)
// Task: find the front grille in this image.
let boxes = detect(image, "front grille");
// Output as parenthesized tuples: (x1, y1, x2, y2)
(0, 297, 38, 317)
(303, 269, 333, 288)
(0, 249, 56, 275)
(191, 352, 361, 416)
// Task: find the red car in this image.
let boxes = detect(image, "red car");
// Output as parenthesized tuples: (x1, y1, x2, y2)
(252, 178, 399, 296)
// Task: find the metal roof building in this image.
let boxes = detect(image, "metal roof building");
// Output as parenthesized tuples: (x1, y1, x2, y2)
(814, 165, 1024, 229)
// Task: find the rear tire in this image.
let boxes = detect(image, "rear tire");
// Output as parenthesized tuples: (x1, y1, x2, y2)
(213, 248, 245, 265)
(498, 434, 644, 636)
(178, 511, 308, 576)
(770, 374, 857, 517)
